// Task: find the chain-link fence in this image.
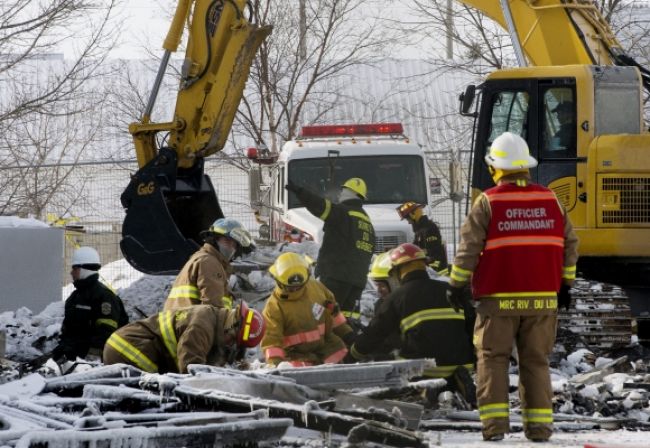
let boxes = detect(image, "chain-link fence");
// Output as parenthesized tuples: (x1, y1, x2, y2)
(2, 153, 470, 293)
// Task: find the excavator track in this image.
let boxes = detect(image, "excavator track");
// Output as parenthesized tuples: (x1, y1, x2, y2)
(557, 279, 633, 350)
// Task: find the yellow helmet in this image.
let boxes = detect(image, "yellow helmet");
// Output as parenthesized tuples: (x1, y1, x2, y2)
(341, 177, 367, 199)
(268, 252, 310, 288)
(369, 252, 392, 280)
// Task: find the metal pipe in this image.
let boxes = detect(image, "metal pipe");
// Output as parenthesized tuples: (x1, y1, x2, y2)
(143, 50, 172, 120)
(499, 0, 527, 67)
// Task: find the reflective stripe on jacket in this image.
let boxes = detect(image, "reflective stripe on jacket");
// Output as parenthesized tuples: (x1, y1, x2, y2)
(261, 278, 351, 365)
(164, 244, 232, 311)
(353, 270, 475, 370)
(291, 186, 375, 288)
(104, 305, 231, 374)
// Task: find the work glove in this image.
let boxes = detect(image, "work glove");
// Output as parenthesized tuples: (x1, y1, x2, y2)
(558, 284, 572, 311)
(341, 330, 356, 347)
(446, 285, 467, 313)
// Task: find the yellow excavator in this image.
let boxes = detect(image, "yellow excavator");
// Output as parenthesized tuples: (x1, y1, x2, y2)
(120, 0, 271, 274)
(457, 0, 650, 344)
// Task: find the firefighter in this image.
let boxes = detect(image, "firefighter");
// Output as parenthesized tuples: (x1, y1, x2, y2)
(367, 252, 401, 359)
(448, 132, 579, 442)
(163, 218, 253, 311)
(350, 243, 476, 404)
(104, 302, 265, 374)
(285, 178, 375, 319)
(261, 252, 353, 367)
(52, 247, 128, 363)
(396, 201, 448, 275)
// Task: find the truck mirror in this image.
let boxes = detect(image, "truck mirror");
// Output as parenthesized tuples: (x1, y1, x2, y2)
(249, 167, 263, 205)
(459, 85, 477, 117)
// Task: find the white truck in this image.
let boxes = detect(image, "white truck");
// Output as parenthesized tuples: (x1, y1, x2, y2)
(248, 123, 433, 253)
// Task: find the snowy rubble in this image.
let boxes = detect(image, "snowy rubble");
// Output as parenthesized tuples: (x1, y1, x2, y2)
(2, 243, 650, 446)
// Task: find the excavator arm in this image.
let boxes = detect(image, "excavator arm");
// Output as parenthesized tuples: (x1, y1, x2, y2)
(121, 0, 271, 274)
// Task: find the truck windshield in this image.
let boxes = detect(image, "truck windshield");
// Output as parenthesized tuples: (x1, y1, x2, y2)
(288, 155, 427, 208)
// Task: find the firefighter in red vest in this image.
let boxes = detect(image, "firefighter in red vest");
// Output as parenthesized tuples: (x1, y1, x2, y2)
(448, 132, 578, 442)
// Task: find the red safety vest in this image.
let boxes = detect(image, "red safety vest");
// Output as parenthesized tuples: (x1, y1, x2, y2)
(472, 183, 565, 298)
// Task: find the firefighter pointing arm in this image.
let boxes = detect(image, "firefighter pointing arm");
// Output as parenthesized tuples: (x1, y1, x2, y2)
(448, 132, 578, 442)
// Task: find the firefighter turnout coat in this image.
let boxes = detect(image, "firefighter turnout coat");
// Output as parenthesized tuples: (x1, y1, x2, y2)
(449, 175, 579, 441)
(54, 273, 128, 360)
(412, 215, 448, 274)
(104, 305, 234, 374)
(291, 186, 375, 289)
(261, 278, 352, 366)
(163, 243, 233, 311)
(351, 270, 474, 378)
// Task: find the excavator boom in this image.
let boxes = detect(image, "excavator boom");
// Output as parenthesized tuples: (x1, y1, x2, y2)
(458, 0, 621, 66)
(121, 0, 271, 274)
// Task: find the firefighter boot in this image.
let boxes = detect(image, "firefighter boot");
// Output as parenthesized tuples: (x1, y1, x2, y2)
(524, 423, 552, 442)
(450, 366, 477, 408)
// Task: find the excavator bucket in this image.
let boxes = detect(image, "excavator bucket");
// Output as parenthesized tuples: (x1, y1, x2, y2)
(120, 148, 223, 275)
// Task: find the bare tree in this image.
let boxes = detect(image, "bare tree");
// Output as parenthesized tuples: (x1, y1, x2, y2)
(229, 0, 399, 168)
(0, 0, 121, 218)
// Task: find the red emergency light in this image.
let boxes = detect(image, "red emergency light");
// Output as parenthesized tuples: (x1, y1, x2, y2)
(300, 123, 404, 138)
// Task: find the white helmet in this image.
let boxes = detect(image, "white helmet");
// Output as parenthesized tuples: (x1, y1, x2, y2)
(72, 246, 101, 267)
(485, 132, 537, 170)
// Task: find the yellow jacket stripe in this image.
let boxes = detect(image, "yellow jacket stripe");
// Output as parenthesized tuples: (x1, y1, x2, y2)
(158, 311, 178, 362)
(319, 199, 332, 220)
(106, 333, 158, 373)
(96, 318, 118, 329)
(222, 295, 233, 309)
(479, 402, 509, 421)
(400, 308, 465, 333)
(563, 265, 576, 280)
(348, 210, 371, 223)
(450, 265, 472, 283)
(168, 285, 200, 300)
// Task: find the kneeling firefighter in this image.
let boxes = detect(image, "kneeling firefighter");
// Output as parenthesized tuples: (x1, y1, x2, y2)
(104, 302, 265, 374)
(261, 252, 353, 367)
(350, 243, 476, 405)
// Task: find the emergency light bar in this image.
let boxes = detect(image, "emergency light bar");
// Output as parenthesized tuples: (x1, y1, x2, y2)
(300, 123, 404, 137)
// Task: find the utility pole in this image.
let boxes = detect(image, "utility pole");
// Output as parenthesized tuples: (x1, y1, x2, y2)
(299, 0, 307, 62)
(446, 0, 453, 59)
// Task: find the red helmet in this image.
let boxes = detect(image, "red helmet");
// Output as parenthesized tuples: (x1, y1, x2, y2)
(236, 301, 266, 348)
(390, 243, 426, 267)
(396, 201, 424, 220)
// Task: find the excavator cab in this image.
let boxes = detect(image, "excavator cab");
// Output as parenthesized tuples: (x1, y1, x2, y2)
(121, 148, 223, 275)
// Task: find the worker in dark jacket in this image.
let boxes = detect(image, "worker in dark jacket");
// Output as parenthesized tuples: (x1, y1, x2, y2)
(397, 201, 448, 275)
(286, 177, 375, 318)
(52, 247, 128, 362)
(104, 302, 265, 374)
(350, 243, 476, 405)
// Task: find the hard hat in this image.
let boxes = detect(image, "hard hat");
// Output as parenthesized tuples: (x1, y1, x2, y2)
(396, 201, 424, 220)
(269, 252, 310, 288)
(389, 243, 426, 268)
(236, 301, 266, 348)
(72, 246, 101, 267)
(341, 177, 367, 199)
(205, 218, 252, 249)
(369, 252, 392, 280)
(484, 132, 537, 170)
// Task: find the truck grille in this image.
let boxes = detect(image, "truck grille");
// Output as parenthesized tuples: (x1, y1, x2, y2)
(375, 232, 407, 253)
(599, 175, 650, 226)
